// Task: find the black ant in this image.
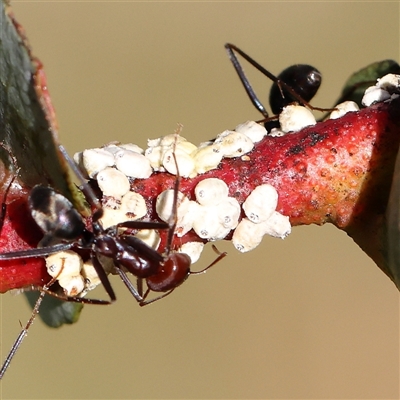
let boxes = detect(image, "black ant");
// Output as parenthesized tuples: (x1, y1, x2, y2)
(0, 134, 226, 378)
(225, 43, 331, 127)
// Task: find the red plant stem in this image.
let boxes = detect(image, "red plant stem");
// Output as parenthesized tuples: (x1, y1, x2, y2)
(3, 3, 400, 293)
(0, 99, 399, 293)
(136, 99, 400, 283)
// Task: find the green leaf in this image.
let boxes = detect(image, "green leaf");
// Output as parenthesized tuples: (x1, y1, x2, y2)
(25, 292, 84, 328)
(0, 0, 86, 326)
(386, 146, 400, 290)
(335, 60, 400, 107)
(0, 2, 71, 195)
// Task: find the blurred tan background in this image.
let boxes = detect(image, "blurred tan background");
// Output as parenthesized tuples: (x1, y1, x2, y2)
(0, 2, 399, 399)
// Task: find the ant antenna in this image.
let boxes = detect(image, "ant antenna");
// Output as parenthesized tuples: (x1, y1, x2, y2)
(0, 258, 66, 379)
(165, 124, 183, 254)
(190, 245, 227, 276)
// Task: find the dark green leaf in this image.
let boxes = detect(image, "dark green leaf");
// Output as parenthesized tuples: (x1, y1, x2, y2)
(335, 60, 400, 107)
(25, 292, 84, 328)
(0, 0, 86, 326)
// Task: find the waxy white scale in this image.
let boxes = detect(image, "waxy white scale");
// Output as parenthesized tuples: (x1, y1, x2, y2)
(232, 218, 268, 252)
(99, 191, 147, 229)
(232, 211, 291, 253)
(235, 120, 266, 143)
(213, 130, 254, 158)
(192, 145, 223, 174)
(232, 183, 291, 252)
(162, 147, 196, 178)
(242, 184, 278, 223)
(262, 211, 291, 239)
(96, 167, 130, 199)
(279, 104, 316, 133)
(46, 251, 85, 297)
(362, 73, 400, 107)
(329, 101, 359, 119)
(115, 150, 152, 179)
(215, 198, 241, 230)
(192, 178, 240, 241)
(178, 242, 205, 264)
(81, 148, 115, 178)
(134, 229, 161, 250)
(195, 178, 229, 206)
(155, 190, 189, 226)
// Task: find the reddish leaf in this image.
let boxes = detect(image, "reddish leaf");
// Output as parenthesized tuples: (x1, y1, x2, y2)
(0, 2, 79, 292)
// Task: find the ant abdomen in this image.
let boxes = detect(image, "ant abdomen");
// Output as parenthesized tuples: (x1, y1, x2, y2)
(29, 185, 86, 242)
(146, 253, 191, 292)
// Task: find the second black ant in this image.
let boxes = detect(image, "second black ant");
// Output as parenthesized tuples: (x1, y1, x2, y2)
(224, 43, 331, 128)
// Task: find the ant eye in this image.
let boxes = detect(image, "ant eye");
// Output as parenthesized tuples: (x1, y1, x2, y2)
(269, 64, 322, 115)
(307, 70, 322, 86)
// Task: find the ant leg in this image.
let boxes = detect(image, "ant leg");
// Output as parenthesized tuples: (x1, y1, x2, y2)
(190, 244, 227, 275)
(91, 254, 116, 302)
(0, 287, 51, 378)
(138, 288, 175, 307)
(116, 220, 169, 231)
(0, 242, 76, 260)
(137, 277, 144, 298)
(114, 267, 143, 302)
(115, 268, 175, 306)
(25, 286, 111, 305)
(225, 43, 270, 118)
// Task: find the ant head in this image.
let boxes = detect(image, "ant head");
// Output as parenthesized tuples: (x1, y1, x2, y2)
(269, 64, 322, 115)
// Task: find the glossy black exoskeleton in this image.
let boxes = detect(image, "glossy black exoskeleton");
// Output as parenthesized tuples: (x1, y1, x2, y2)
(225, 43, 327, 128)
(269, 64, 321, 115)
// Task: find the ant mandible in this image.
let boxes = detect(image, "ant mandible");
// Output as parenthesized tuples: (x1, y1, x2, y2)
(0, 133, 226, 379)
(224, 43, 328, 125)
